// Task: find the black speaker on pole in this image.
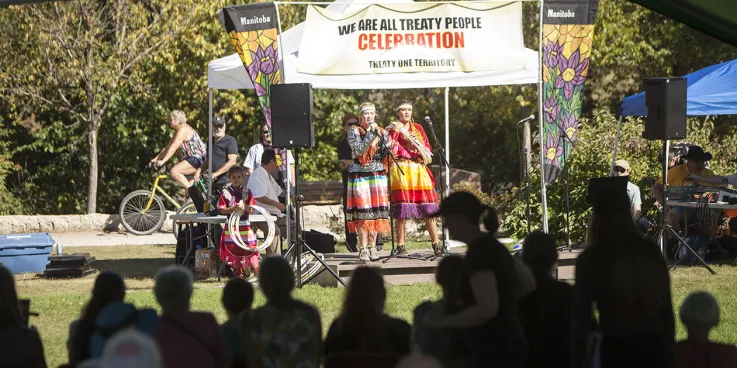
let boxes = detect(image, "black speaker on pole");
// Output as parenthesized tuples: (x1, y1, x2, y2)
(271, 83, 314, 148)
(642, 77, 687, 140)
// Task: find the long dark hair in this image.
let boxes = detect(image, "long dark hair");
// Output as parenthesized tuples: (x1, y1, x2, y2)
(70, 271, 125, 363)
(0, 266, 23, 328)
(338, 267, 387, 351)
(587, 192, 665, 320)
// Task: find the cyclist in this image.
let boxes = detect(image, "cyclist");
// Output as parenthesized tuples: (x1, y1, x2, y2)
(149, 110, 207, 189)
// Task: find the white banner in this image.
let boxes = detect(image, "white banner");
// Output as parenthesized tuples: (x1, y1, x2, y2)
(296, 2, 531, 75)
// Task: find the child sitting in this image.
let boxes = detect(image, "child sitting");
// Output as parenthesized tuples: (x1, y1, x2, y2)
(218, 166, 259, 278)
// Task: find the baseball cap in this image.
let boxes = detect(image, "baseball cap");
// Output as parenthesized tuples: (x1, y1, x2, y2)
(614, 159, 630, 172)
(213, 116, 226, 126)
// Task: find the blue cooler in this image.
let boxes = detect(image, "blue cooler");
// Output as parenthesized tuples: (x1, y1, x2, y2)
(0, 233, 55, 274)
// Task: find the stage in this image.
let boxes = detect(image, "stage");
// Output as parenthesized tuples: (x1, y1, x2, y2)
(307, 248, 582, 287)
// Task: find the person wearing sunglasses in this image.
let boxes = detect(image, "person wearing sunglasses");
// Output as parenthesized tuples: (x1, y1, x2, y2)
(243, 123, 295, 198)
(613, 160, 650, 234)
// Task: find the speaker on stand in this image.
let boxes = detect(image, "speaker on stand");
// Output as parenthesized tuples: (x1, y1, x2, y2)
(271, 83, 345, 287)
(642, 78, 714, 274)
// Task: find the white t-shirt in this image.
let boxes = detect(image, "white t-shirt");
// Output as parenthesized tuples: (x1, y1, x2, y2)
(243, 143, 294, 171)
(247, 166, 284, 218)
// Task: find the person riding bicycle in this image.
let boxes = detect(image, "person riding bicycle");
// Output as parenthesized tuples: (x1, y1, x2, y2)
(149, 110, 207, 190)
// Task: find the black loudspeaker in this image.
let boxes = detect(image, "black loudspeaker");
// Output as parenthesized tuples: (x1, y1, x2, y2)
(271, 83, 314, 148)
(642, 77, 687, 140)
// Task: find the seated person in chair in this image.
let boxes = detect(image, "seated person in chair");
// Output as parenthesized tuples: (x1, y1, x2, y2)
(247, 148, 295, 255)
(652, 146, 716, 233)
(613, 160, 650, 233)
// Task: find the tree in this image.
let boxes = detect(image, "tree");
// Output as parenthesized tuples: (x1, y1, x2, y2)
(0, 0, 196, 213)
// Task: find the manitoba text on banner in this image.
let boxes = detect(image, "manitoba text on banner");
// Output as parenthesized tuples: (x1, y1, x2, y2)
(297, 2, 535, 75)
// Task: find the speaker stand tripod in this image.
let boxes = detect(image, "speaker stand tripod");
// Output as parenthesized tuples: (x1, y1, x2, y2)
(657, 223, 715, 274)
(285, 148, 346, 287)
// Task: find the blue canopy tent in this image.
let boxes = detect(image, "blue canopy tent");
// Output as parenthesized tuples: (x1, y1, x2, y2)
(610, 58, 737, 174)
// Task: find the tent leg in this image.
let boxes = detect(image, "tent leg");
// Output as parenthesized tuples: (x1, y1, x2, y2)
(208, 88, 213, 204)
(537, 0, 548, 233)
(609, 115, 624, 177)
(444, 87, 450, 250)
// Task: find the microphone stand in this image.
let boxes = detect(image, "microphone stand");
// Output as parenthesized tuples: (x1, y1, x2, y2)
(551, 119, 575, 251)
(425, 119, 450, 260)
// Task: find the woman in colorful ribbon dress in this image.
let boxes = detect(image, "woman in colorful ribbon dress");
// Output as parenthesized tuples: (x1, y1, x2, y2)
(218, 166, 259, 278)
(344, 104, 392, 262)
(386, 100, 441, 256)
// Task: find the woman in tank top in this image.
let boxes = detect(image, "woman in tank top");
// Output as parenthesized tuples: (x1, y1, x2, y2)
(150, 110, 207, 188)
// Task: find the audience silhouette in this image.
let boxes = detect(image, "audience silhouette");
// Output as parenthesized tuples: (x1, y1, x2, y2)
(413, 255, 467, 367)
(324, 266, 411, 358)
(67, 271, 125, 365)
(676, 291, 737, 368)
(221, 277, 254, 367)
(242, 256, 322, 368)
(519, 231, 573, 368)
(426, 192, 530, 368)
(0, 265, 47, 368)
(572, 190, 674, 368)
(154, 265, 228, 368)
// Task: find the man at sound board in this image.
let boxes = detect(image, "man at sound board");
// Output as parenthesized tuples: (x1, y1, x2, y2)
(652, 146, 717, 233)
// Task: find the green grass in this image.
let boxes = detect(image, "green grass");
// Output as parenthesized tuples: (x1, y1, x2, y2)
(14, 244, 737, 367)
(15, 245, 440, 367)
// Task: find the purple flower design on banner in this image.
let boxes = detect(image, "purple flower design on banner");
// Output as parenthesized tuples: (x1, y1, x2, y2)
(559, 111, 579, 142)
(544, 132, 564, 166)
(544, 97, 561, 124)
(258, 46, 277, 75)
(543, 40, 562, 69)
(555, 50, 589, 99)
(254, 82, 266, 98)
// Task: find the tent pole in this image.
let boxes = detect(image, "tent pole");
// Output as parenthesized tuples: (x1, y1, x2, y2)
(208, 88, 213, 205)
(274, 2, 295, 284)
(444, 87, 450, 197)
(444, 87, 450, 250)
(537, 0, 548, 233)
(609, 115, 624, 177)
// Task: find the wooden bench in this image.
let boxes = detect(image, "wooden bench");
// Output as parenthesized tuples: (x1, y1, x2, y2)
(301, 180, 344, 205)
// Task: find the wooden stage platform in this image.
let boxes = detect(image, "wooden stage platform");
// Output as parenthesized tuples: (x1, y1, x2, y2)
(307, 248, 583, 287)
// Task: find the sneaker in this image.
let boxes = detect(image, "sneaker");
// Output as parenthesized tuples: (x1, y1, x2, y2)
(358, 248, 370, 262)
(368, 247, 378, 260)
(432, 242, 443, 256)
(396, 244, 408, 256)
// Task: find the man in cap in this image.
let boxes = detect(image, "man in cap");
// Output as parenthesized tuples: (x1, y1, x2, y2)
(209, 116, 239, 191)
(613, 159, 649, 233)
(652, 145, 716, 233)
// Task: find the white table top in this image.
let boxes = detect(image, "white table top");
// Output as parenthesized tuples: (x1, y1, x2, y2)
(666, 200, 737, 210)
(169, 213, 276, 224)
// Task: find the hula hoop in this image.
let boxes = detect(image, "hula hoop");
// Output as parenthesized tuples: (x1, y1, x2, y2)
(227, 205, 275, 253)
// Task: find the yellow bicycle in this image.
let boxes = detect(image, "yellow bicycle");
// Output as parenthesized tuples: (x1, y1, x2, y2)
(119, 170, 211, 235)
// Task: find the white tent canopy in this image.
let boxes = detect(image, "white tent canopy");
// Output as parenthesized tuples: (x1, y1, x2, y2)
(206, 0, 549, 245)
(207, 0, 539, 90)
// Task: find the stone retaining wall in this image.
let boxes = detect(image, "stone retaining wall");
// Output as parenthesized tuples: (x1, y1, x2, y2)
(0, 205, 345, 235)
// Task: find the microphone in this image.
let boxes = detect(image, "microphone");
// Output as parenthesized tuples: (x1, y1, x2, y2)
(517, 115, 535, 124)
(424, 116, 433, 126)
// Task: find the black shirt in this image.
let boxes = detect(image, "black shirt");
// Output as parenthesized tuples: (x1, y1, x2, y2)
(211, 135, 238, 186)
(457, 234, 527, 367)
(519, 277, 574, 368)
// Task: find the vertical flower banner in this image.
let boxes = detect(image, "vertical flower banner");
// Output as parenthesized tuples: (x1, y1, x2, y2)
(219, 3, 282, 127)
(541, 0, 600, 184)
